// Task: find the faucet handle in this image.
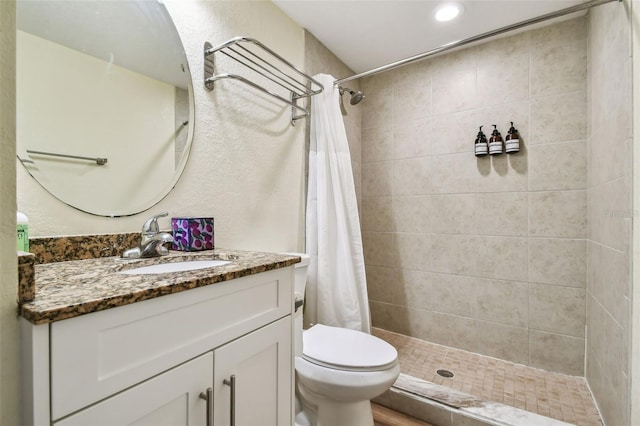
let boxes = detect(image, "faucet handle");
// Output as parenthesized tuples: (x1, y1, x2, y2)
(142, 212, 169, 235)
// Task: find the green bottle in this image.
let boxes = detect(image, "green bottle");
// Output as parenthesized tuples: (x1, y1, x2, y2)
(17, 211, 29, 252)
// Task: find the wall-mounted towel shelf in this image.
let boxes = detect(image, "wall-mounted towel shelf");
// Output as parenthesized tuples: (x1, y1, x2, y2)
(203, 36, 324, 126)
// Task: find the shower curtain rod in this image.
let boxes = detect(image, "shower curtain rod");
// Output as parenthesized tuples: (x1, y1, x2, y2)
(334, 0, 620, 86)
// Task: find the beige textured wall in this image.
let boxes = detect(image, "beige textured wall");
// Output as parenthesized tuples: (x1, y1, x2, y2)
(632, 0, 640, 423)
(0, 1, 19, 424)
(586, 2, 633, 425)
(17, 1, 307, 254)
(362, 17, 589, 375)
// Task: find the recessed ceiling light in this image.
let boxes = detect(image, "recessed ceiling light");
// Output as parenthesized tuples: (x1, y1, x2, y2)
(434, 2, 463, 22)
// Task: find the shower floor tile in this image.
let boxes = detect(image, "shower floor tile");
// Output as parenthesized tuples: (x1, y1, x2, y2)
(373, 328, 602, 426)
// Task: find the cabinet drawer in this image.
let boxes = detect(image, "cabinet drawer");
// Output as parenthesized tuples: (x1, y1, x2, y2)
(50, 267, 292, 420)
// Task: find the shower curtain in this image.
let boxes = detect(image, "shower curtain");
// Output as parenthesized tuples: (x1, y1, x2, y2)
(305, 73, 370, 333)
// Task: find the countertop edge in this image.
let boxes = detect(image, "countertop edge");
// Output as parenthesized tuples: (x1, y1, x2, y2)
(20, 254, 299, 325)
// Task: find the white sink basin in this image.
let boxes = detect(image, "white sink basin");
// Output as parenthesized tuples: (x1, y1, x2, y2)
(120, 260, 231, 275)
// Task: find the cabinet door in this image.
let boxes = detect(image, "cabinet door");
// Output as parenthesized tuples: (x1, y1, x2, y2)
(55, 352, 213, 426)
(214, 317, 292, 426)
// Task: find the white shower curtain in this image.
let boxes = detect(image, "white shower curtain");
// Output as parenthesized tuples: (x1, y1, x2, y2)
(305, 73, 370, 333)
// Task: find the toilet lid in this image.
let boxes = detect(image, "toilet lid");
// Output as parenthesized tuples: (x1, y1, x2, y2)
(302, 324, 398, 371)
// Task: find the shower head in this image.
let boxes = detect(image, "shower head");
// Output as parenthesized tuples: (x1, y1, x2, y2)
(339, 86, 365, 105)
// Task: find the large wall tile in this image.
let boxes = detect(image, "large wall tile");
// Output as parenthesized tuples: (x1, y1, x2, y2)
(431, 109, 478, 156)
(476, 278, 529, 327)
(362, 196, 393, 232)
(529, 284, 585, 337)
(392, 195, 431, 233)
(370, 301, 409, 335)
(530, 16, 587, 48)
(586, 293, 605, 368)
(475, 192, 528, 237)
(430, 312, 478, 352)
(363, 231, 394, 267)
(431, 194, 477, 235)
(529, 238, 586, 287)
(476, 236, 528, 282)
(529, 190, 587, 238)
(529, 91, 587, 145)
(475, 320, 529, 365)
(361, 75, 393, 130)
(362, 161, 393, 196)
(430, 234, 479, 276)
(393, 233, 432, 271)
(405, 307, 433, 342)
(431, 153, 478, 194)
(365, 265, 394, 303)
(393, 118, 432, 159)
(352, 161, 362, 204)
(588, 241, 630, 328)
(393, 79, 432, 124)
(430, 273, 477, 317)
(588, 176, 631, 252)
(392, 60, 431, 89)
(345, 122, 362, 163)
(529, 331, 585, 375)
(393, 157, 432, 195)
(529, 140, 587, 191)
(362, 126, 392, 163)
(476, 32, 530, 105)
(431, 49, 479, 115)
(530, 43, 586, 98)
(530, 17, 587, 98)
(476, 154, 528, 193)
(393, 268, 433, 310)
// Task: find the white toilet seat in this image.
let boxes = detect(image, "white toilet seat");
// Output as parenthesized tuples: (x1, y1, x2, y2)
(302, 324, 398, 371)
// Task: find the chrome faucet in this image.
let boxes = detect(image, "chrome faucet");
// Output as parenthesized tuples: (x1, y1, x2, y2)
(122, 212, 175, 259)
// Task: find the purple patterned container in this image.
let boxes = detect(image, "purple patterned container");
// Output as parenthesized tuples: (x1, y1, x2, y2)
(171, 217, 214, 251)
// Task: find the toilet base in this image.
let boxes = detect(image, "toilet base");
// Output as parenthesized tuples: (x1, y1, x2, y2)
(296, 387, 374, 426)
(317, 400, 373, 426)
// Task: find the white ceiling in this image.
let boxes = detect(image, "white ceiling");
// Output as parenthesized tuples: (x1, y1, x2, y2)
(273, 0, 588, 76)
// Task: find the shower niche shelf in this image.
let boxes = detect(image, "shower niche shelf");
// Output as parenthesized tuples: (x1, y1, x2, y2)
(203, 36, 324, 125)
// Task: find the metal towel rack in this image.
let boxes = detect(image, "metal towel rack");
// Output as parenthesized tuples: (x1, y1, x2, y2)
(25, 149, 108, 165)
(203, 36, 324, 126)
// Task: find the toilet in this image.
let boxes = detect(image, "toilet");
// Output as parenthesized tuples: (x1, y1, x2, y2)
(289, 253, 400, 426)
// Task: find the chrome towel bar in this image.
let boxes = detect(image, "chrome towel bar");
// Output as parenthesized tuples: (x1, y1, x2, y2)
(26, 149, 108, 166)
(203, 37, 324, 126)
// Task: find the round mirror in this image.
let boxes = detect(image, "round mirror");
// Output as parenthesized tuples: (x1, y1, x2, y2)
(16, 0, 194, 217)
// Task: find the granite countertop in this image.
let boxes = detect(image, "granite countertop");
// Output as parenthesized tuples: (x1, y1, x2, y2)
(20, 249, 300, 325)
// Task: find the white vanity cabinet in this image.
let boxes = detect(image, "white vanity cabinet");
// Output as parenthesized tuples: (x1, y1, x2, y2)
(55, 352, 213, 426)
(21, 267, 294, 426)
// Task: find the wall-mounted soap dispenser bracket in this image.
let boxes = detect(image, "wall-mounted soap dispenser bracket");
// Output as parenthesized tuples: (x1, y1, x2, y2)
(203, 37, 324, 126)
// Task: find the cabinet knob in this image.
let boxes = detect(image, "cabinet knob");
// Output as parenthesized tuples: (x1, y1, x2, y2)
(199, 387, 213, 426)
(223, 375, 236, 426)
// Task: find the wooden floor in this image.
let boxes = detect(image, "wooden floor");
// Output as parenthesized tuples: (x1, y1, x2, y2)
(372, 403, 433, 426)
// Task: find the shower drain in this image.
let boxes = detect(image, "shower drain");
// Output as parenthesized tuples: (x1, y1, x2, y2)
(436, 369, 454, 378)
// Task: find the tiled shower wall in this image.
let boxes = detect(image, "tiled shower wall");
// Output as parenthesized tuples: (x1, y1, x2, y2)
(586, 2, 633, 425)
(361, 17, 589, 375)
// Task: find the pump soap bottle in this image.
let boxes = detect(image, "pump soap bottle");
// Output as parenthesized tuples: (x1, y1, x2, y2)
(474, 126, 488, 157)
(505, 121, 520, 154)
(488, 125, 503, 155)
(17, 211, 29, 252)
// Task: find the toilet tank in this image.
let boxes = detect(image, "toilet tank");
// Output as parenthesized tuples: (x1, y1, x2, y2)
(284, 252, 310, 299)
